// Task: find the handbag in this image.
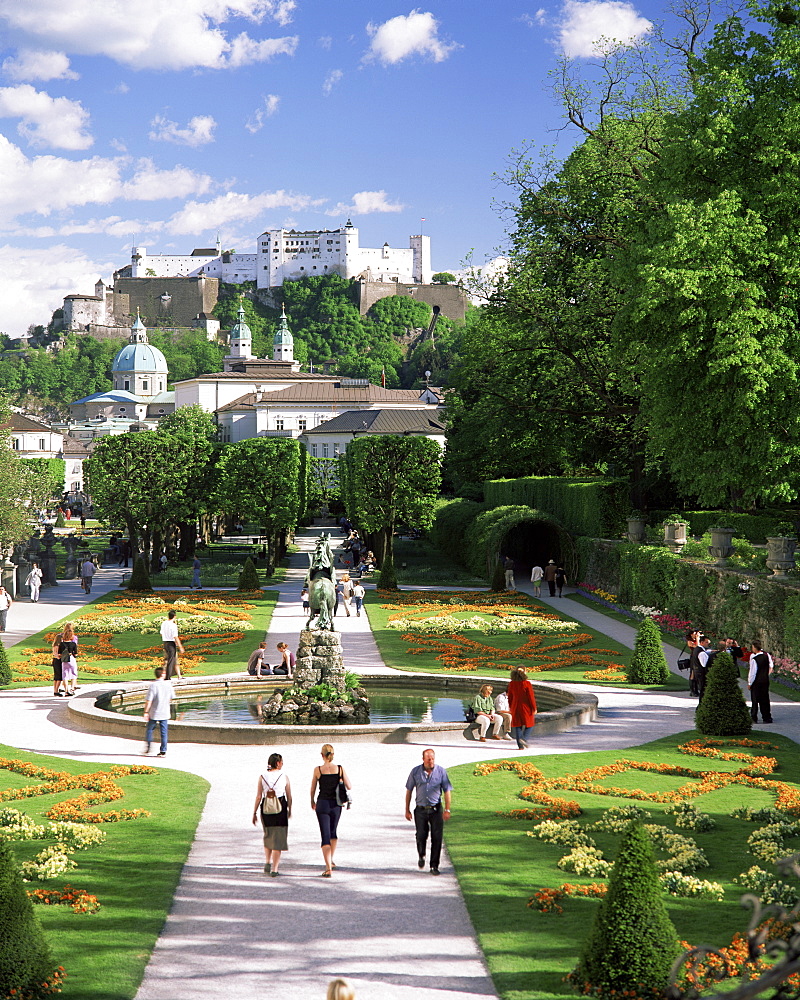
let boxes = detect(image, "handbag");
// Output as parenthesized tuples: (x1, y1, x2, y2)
(261, 775, 282, 815)
(465, 706, 477, 722)
(677, 658, 691, 672)
(335, 765, 351, 809)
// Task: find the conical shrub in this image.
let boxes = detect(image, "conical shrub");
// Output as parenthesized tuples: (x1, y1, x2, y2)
(571, 823, 680, 999)
(0, 839, 61, 999)
(378, 552, 398, 590)
(628, 617, 670, 684)
(126, 555, 153, 592)
(695, 650, 752, 736)
(0, 642, 11, 686)
(237, 557, 261, 591)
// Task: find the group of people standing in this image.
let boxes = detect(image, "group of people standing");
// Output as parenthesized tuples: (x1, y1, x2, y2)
(684, 629, 774, 724)
(471, 667, 537, 748)
(51, 622, 79, 697)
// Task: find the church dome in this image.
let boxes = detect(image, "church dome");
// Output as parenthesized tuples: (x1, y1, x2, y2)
(230, 304, 252, 341)
(112, 342, 168, 374)
(112, 313, 168, 375)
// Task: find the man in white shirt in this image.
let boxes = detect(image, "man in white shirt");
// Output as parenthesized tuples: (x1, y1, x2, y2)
(160, 610, 185, 680)
(143, 666, 173, 756)
(0, 586, 12, 632)
(748, 641, 773, 724)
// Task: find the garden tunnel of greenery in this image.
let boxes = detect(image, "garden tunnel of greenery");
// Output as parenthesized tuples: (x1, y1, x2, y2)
(502, 518, 576, 576)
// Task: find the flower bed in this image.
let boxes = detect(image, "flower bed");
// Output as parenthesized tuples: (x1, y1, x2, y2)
(373, 590, 629, 682)
(8, 590, 273, 685)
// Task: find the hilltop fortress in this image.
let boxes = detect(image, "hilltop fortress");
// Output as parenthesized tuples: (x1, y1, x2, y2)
(61, 222, 466, 337)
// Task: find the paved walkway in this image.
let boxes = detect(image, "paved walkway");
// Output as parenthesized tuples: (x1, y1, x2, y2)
(2, 538, 799, 1000)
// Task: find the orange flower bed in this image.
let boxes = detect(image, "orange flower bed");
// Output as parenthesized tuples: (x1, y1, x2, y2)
(380, 592, 627, 680)
(0, 758, 156, 823)
(477, 739, 800, 823)
(529, 882, 608, 913)
(11, 590, 257, 681)
(29, 885, 101, 914)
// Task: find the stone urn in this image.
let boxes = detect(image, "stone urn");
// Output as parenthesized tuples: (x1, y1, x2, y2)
(708, 526, 735, 568)
(663, 520, 688, 554)
(626, 517, 647, 543)
(766, 535, 797, 579)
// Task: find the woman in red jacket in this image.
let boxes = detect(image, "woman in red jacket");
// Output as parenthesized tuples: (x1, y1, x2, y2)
(508, 666, 537, 749)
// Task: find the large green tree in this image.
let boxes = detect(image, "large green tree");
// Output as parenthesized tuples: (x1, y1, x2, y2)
(339, 435, 442, 588)
(617, 1, 800, 505)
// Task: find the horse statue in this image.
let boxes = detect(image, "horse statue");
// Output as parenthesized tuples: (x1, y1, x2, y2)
(305, 533, 337, 630)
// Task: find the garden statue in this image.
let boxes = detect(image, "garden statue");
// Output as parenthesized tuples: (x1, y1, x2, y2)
(61, 534, 81, 580)
(305, 533, 337, 631)
(40, 526, 58, 586)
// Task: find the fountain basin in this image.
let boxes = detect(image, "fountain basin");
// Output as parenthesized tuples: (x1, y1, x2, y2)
(68, 674, 598, 745)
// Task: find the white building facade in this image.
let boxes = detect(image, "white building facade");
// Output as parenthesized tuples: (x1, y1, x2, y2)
(128, 223, 431, 290)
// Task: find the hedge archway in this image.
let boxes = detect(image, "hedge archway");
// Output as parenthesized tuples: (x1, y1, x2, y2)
(465, 505, 578, 583)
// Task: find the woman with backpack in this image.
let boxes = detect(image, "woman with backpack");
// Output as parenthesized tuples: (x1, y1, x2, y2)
(252, 753, 292, 876)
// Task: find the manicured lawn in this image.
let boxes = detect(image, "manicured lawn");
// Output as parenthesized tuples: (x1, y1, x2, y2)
(565, 594, 687, 652)
(367, 589, 683, 689)
(6, 589, 278, 688)
(392, 536, 486, 587)
(0, 743, 208, 999)
(444, 731, 800, 1000)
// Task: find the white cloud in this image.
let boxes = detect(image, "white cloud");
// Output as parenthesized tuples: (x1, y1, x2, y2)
(0, 84, 91, 150)
(365, 10, 459, 65)
(520, 10, 547, 27)
(0, 0, 299, 71)
(322, 69, 342, 96)
(0, 135, 212, 226)
(113, 82, 130, 95)
(121, 159, 213, 200)
(0, 244, 117, 335)
(325, 190, 404, 217)
(149, 114, 217, 147)
(245, 94, 280, 132)
(556, 0, 651, 57)
(2, 48, 78, 82)
(166, 190, 326, 235)
(318, 35, 332, 50)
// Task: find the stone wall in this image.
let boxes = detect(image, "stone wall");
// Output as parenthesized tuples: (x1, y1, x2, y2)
(356, 280, 468, 321)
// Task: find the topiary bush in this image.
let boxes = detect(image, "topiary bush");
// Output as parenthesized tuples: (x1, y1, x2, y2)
(378, 552, 398, 590)
(237, 557, 260, 591)
(570, 823, 680, 1000)
(0, 839, 62, 999)
(0, 643, 10, 686)
(126, 556, 153, 592)
(628, 617, 671, 684)
(490, 558, 506, 592)
(694, 651, 752, 736)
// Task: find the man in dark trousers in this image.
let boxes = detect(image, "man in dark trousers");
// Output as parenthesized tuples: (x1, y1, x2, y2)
(748, 641, 773, 724)
(543, 560, 558, 597)
(404, 748, 452, 876)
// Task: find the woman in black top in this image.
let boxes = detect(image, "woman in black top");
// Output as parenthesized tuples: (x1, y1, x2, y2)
(310, 743, 352, 877)
(252, 753, 292, 876)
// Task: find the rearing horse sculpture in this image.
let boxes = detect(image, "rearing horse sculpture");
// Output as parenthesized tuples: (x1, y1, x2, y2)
(305, 533, 337, 631)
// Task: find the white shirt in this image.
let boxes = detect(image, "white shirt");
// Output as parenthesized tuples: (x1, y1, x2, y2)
(160, 619, 179, 642)
(531, 566, 543, 582)
(81, 560, 96, 578)
(748, 651, 774, 685)
(353, 584, 365, 598)
(494, 692, 510, 713)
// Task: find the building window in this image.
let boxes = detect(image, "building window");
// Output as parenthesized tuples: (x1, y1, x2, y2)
(142, 380, 149, 391)
(298, 419, 307, 432)
(300, 266, 304, 271)
(11, 438, 19, 450)
(333, 443, 340, 455)
(39, 438, 46, 450)
(276, 418, 284, 431)
(311, 444, 317, 457)
(322, 444, 329, 458)
(119, 407, 126, 413)
(124, 379, 130, 390)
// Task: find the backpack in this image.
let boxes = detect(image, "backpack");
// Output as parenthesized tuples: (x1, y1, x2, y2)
(261, 774, 282, 815)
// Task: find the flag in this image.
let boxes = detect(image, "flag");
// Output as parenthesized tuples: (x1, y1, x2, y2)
(420, 217, 426, 221)
(381, 366, 386, 388)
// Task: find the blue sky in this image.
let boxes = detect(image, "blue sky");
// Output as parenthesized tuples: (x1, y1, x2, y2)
(0, 0, 684, 335)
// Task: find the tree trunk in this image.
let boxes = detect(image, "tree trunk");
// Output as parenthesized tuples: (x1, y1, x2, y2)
(177, 521, 195, 560)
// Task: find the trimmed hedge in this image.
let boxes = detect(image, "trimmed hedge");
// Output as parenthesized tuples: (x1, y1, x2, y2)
(484, 476, 628, 539)
(429, 499, 482, 567)
(571, 823, 680, 999)
(695, 651, 752, 736)
(628, 618, 670, 684)
(578, 536, 800, 657)
(648, 509, 797, 544)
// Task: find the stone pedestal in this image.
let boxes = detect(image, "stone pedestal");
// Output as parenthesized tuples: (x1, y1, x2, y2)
(294, 629, 346, 691)
(766, 536, 797, 580)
